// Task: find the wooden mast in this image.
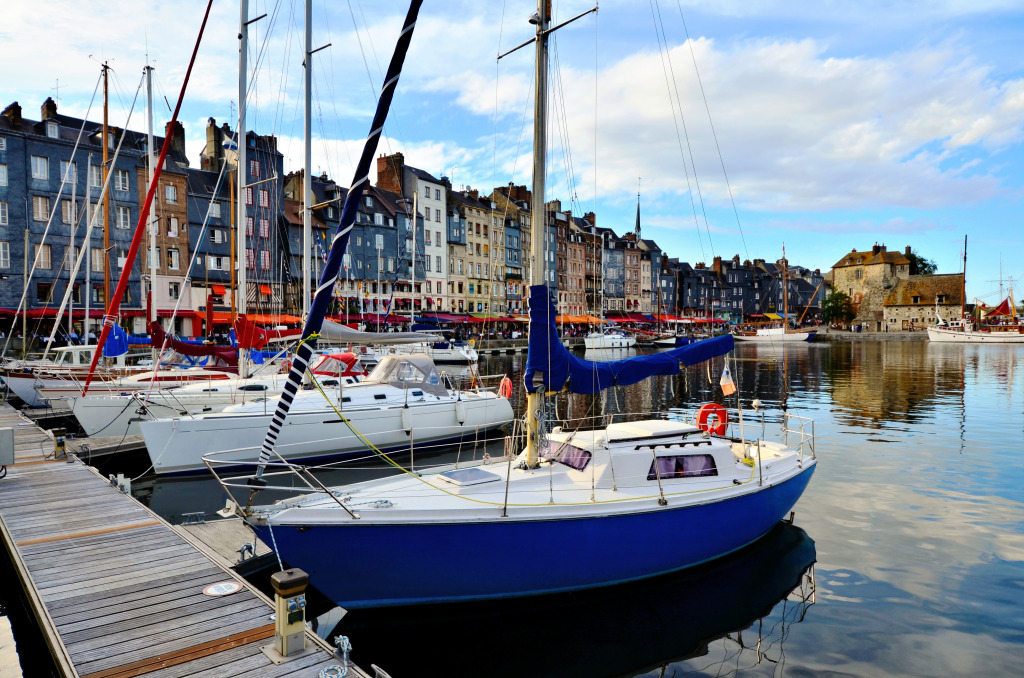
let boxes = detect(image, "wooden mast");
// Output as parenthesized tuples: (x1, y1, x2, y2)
(102, 63, 111, 307)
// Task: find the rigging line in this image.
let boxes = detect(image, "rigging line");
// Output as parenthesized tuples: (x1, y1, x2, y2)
(354, 0, 408, 152)
(42, 72, 147, 357)
(316, 1, 355, 178)
(648, 0, 708, 263)
(675, 0, 748, 261)
(1, 71, 102, 358)
(654, 0, 716, 258)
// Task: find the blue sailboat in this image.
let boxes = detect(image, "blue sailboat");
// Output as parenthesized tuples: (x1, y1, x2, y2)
(211, 0, 817, 610)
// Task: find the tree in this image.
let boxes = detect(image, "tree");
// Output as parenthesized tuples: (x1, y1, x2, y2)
(822, 288, 856, 325)
(905, 249, 937, 275)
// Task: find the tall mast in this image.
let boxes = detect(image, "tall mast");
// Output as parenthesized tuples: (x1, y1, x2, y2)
(102, 63, 111, 308)
(782, 245, 788, 331)
(84, 155, 92, 340)
(302, 0, 312, 319)
(411, 192, 417, 327)
(145, 64, 157, 361)
(525, 0, 550, 467)
(961, 234, 967, 321)
(237, 0, 249, 374)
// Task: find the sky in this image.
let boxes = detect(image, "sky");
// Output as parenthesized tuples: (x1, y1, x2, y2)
(2, 0, 1023, 304)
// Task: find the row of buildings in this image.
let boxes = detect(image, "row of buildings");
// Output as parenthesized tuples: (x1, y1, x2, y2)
(1, 97, 832, 337)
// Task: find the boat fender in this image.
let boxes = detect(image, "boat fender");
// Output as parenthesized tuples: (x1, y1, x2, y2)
(401, 405, 412, 432)
(455, 399, 467, 424)
(696, 403, 729, 436)
(498, 376, 513, 399)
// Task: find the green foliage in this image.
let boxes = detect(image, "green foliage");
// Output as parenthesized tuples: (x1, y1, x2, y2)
(905, 249, 937, 275)
(822, 288, 856, 325)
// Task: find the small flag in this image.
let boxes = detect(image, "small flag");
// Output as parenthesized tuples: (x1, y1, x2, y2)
(720, 362, 736, 396)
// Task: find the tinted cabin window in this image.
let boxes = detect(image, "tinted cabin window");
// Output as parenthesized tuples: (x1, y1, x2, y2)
(546, 441, 591, 471)
(648, 454, 717, 480)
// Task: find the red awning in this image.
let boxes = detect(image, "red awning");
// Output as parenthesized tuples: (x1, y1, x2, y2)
(259, 284, 272, 295)
(211, 284, 227, 295)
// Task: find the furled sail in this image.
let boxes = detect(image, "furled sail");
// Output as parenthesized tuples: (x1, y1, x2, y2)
(149, 322, 238, 367)
(251, 0, 423, 479)
(525, 285, 734, 395)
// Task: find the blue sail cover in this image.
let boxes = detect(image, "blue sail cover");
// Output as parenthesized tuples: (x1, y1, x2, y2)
(101, 323, 130, 357)
(524, 285, 734, 394)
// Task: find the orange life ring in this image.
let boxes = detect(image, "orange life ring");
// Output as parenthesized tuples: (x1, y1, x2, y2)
(696, 403, 729, 435)
(498, 376, 513, 399)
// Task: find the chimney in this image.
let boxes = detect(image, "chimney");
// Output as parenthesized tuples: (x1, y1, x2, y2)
(467, 188, 479, 200)
(2, 102, 22, 125)
(712, 256, 723, 273)
(376, 152, 404, 193)
(905, 245, 912, 257)
(872, 243, 881, 255)
(41, 97, 58, 120)
(584, 212, 596, 225)
(164, 120, 186, 157)
(201, 118, 223, 172)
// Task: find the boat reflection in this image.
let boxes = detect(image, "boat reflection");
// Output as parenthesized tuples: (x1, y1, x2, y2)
(331, 522, 816, 678)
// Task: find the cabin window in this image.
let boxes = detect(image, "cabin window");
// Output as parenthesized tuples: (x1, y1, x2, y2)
(647, 454, 717, 480)
(374, 394, 387, 400)
(341, 396, 352, 403)
(240, 384, 268, 391)
(546, 441, 592, 471)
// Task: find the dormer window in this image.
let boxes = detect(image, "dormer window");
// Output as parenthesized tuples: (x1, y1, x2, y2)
(936, 295, 946, 303)
(912, 295, 921, 304)
(364, 196, 372, 208)
(46, 121, 58, 139)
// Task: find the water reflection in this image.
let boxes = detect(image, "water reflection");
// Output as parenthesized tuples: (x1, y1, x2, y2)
(334, 524, 816, 678)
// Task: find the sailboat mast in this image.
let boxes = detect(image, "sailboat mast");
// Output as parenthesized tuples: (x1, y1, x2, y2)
(961, 234, 967, 321)
(782, 245, 788, 331)
(525, 0, 550, 468)
(145, 64, 157, 361)
(411, 192, 417, 327)
(302, 0, 312, 319)
(102, 63, 111, 308)
(237, 0, 249, 375)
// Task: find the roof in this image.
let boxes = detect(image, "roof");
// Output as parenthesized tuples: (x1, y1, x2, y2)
(406, 166, 442, 184)
(832, 247, 910, 269)
(883, 274, 965, 307)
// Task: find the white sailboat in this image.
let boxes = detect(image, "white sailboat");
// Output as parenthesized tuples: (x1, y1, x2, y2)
(207, 0, 816, 610)
(734, 250, 816, 343)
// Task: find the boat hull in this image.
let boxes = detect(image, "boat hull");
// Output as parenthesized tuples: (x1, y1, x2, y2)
(141, 395, 513, 475)
(584, 335, 637, 349)
(251, 462, 815, 609)
(927, 326, 1024, 343)
(733, 330, 816, 342)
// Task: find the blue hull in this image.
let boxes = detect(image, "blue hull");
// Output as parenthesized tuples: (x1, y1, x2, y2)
(252, 463, 815, 609)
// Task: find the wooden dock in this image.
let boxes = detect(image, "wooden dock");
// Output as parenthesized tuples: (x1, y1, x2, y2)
(0, 403, 369, 678)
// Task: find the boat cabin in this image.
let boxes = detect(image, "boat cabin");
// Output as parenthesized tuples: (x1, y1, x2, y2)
(363, 354, 448, 396)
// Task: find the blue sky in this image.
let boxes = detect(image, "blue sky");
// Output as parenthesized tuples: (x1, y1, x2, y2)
(2, 1, 1023, 304)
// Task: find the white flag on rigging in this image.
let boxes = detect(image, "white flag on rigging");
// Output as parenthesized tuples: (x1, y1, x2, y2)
(720, 361, 736, 396)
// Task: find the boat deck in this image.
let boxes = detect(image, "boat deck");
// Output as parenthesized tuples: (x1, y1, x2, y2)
(0, 402, 367, 678)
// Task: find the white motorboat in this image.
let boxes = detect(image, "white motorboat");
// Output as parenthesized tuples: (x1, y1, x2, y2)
(584, 328, 636, 349)
(140, 354, 513, 475)
(71, 353, 366, 437)
(732, 326, 816, 342)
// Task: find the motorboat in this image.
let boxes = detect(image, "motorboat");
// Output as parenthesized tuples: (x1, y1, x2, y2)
(140, 353, 513, 474)
(584, 328, 636, 349)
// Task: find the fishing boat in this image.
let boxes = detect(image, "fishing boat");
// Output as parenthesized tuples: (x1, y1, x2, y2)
(733, 249, 817, 343)
(927, 238, 1024, 343)
(207, 0, 817, 610)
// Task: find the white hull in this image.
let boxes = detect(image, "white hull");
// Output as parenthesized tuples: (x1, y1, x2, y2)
(927, 326, 1024, 343)
(377, 342, 478, 363)
(584, 334, 636, 349)
(733, 328, 816, 342)
(141, 389, 513, 474)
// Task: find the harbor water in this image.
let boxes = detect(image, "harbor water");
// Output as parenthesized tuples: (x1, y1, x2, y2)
(4, 339, 1024, 676)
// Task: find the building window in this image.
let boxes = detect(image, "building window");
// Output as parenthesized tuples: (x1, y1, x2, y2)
(246, 248, 255, 269)
(168, 216, 179, 237)
(246, 216, 254, 237)
(149, 247, 160, 270)
(0, 164, 6, 186)
(0, 241, 8, 268)
(169, 282, 180, 300)
(37, 282, 52, 303)
(425, 256, 431, 273)
(166, 248, 179, 270)
(912, 295, 920, 304)
(165, 184, 177, 203)
(937, 295, 946, 303)
(31, 156, 48, 179)
(436, 255, 441, 272)
(61, 199, 76, 225)
(91, 248, 104, 271)
(424, 186, 430, 198)
(46, 121, 58, 138)
(0, 138, 5, 150)
(208, 255, 224, 270)
(259, 189, 269, 207)
(35, 243, 52, 269)
(260, 250, 270, 270)
(88, 165, 102, 188)
(374, 213, 383, 225)
(245, 187, 253, 205)
(250, 159, 261, 178)
(210, 229, 225, 244)
(209, 201, 221, 218)
(116, 206, 131, 229)
(32, 196, 50, 221)
(259, 218, 269, 238)
(115, 169, 130, 191)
